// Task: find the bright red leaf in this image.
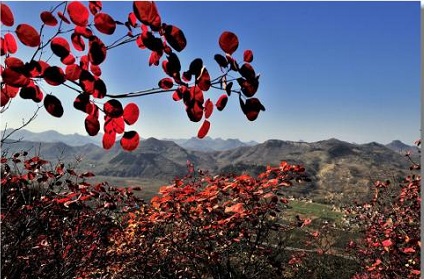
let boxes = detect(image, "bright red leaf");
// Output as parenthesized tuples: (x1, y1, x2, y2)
(1, 68, 30, 87)
(94, 13, 116, 35)
(197, 120, 210, 139)
(104, 99, 123, 118)
(65, 64, 82, 81)
(4, 33, 17, 54)
(74, 26, 93, 38)
(40, 11, 58, 26)
(104, 117, 125, 134)
(219, 31, 239, 55)
(133, 1, 161, 30)
(123, 103, 139, 125)
(216, 94, 228, 111)
(93, 78, 106, 99)
(128, 12, 137, 27)
(85, 114, 100, 136)
(120, 131, 140, 151)
(15, 24, 40, 47)
(1, 3, 14, 26)
(2, 84, 19, 98)
(60, 54, 75, 65)
(67, 1, 89, 26)
(44, 94, 64, 117)
(90, 64, 102, 76)
(79, 70, 95, 93)
(89, 1, 102, 15)
(71, 33, 85, 51)
(102, 131, 116, 149)
(51, 37, 70, 58)
(243, 49, 253, 62)
(204, 99, 213, 119)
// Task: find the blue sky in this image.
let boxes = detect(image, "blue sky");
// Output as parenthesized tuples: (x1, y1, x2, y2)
(1, 1, 421, 144)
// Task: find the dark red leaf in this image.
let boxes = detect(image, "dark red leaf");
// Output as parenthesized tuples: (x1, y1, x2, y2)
(243, 49, 253, 62)
(164, 53, 181, 76)
(44, 94, 64, 117)
(20, 81, 43, 103)
(226, 54, 239, 71)
(88, 36, 106, 65)
(1, 4, 14, 27)
(15, 24, 40, 47)
(1, 37, 6, 56)
(90, 64, 102, 76)
(189, 58, 203, 78)
(1, 68, 30, 87)
(73, 93, 92, 114)
(214, 54, 228, 68)
(120, 131, 140, 151)
(197, 120, 211, 139)
(216, 94, 228, 111)
(149, 50, 162, 66)
(94, 12, 116, 35)
(104, 99, 123, 118)
(186, 101, 203, 122)
(225, 81, 233, 96)
(92, 78, 106, 99)
(163, 24, 186, 52)
(65, 64, 82, 81)
(198, 68, 211, 91)
(85, 114, 100, 136)
(71, 33, 85, 51)
(237, 77, 259, 97)
(204, 98, 213, 119)
(51, 37, 70, 58)
(133, 1, 161, 30)
(40, 11, 58, 26)
(67, 1, 89, 26)
(158, 77, 174, 89)
(5, 57, 24, 69)
(1, 90, 10, 107)
(219, 31, 239, 55)
(60, 54, 75, 65)
(123, 103, 139, 125)
(239, 63, 256, 80)
(57, 11, 70, 24)
(89, 1, 102, 15)
(43, 66, 65, 86)
(241, 97, 265, 121)
(79, 70, 95, 93)
(4, 33, 17, 54)
(102, 131, 116, 149)
(2, 84, 19, 98)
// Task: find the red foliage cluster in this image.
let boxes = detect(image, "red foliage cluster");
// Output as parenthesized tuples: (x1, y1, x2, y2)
(1, 1, 265, 151)
(1, 152, 315, 278)
(348, 141, 421, 279)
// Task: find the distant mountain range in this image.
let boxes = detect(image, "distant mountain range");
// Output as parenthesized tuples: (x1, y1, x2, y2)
(1, 129, 418, 204)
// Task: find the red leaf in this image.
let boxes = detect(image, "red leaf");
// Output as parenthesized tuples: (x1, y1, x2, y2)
(43, 66, 65, 86)
(158, 77, 174, 89)
(237, 77, 259, 97)
(219, 31, 239, 55)
(44, 94, 64, 117)
(73, 93, 92, 114)
(197, 68, 211, 91)
(216, 94, 228, 111)
(65, 64, 82, 81)
(2, 84, 19, 98)
(40, 11, 58, 26)
(197, 120, 210, 139)
(120, 131, 140, 151)
(128, 12, 137, 28)
(1, 37, 6, 56)
(89, 1, 102, 15)
(71, 33, 85, 51)
(51, 37, 70, 58)
(15, 24, 40, 47)
(80, 55, 90, 70)
(104, 116, 125, 134)
(85, 114, 100, 136)
(5, 57, 24, 69)
(79, 70, 95, 93)
(163, 24, 186, 52)
(239, 63, 256, 80)
(133, 1, 161, 30)
(67, 1, 89, 26)
(243, 49, 253, 62)
(93, 78, 106, 99)
(74, 26, 93, 38)
(1, 68, 30, 87)
(90, 64, 102, 76)
(20, 81, 43, 103)
(214, 54, 228, 68)
(123, 103, 139, 125)
(102, 131, 116, 150)
(204, 99, 213, 119)
(186, 101, 203, 122)
(88, 36, 107, 65)
(1, 90, 10, 107)
(1, 4, 14, 27)
(4, 33, 17, 54)
(57, 11, 70, 24)
(240, 97, 265, 121)
(60, 54, 75, 65)
(225, 203, 244, 214)
(382, 239, 392, 248)
(104, 99, 123, 118)
(94, 13, 116, 35)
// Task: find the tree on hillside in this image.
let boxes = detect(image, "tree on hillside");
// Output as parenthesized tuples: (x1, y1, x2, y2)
(1, 1, 264, 151)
